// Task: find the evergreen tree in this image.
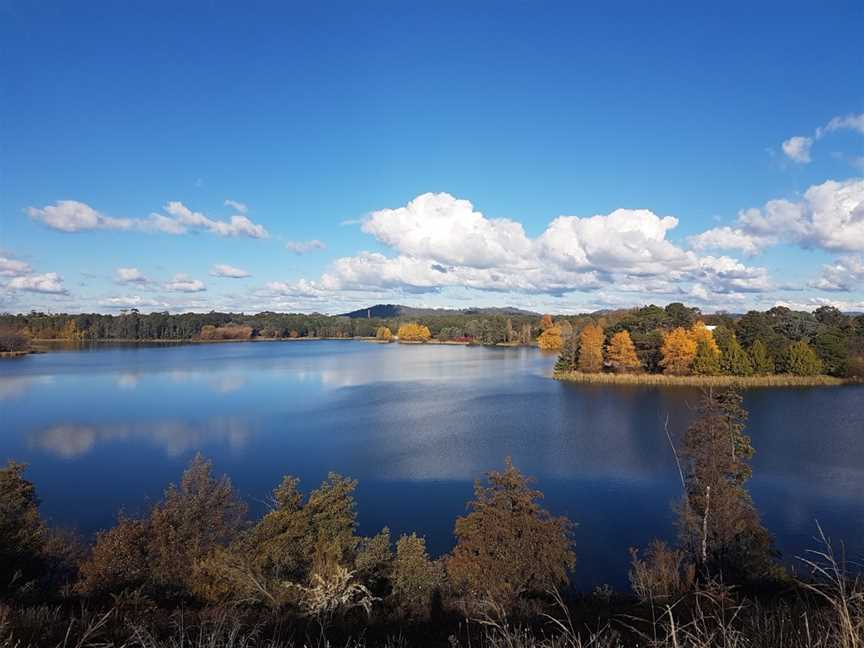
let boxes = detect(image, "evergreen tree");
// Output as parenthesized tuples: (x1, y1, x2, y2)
(720, 336, 753, 376)
(447, 459, 575, 609)
(785, 340, 823, 376)
(677, 389, 777, 584)
(0, 461, 46, 595)
(553, 334, 578, 373)
(692, 338, 721, 375)
(749, 339, 774, 374)
(812, 330, 849, 376)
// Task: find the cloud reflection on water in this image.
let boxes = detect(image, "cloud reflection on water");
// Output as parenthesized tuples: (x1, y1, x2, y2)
(30, 418, 252, 458)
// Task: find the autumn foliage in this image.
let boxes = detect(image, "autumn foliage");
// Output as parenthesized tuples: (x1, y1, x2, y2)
(396, 322, 431, 342)
(607, 330, 641, 373)
(375, 326, 393, 341)
(660, 327, 697, 375)
(537, 325, 563, 350)
(199, 324, 253, 340)
(577, 323, 604, 372)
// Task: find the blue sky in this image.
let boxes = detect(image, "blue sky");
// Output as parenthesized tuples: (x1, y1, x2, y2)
(2, 1, 862, 314)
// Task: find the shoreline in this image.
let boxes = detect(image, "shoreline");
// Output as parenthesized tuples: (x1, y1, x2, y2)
(28, 337, 533, 348)
(554, 370, 850, 388)
(0, 350, 30, 358)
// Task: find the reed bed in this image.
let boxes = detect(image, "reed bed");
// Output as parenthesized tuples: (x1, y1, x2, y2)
(553, 371, 847, 388)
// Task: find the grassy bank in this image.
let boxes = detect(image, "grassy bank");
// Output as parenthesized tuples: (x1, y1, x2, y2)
(0, 350, 29, 358)
(554, 370, 848, 387)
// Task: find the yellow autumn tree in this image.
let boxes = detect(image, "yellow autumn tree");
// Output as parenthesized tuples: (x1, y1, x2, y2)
(607, 330, 641, 373)
(660, 327, 697, 375)
(578, 323, 604, 373)
(375, 326, 393, 342)
(537, 325, 563, 351)
(397, 322, 431, 342)
(690, 322, 720, 358)
(61, 319, 82, 341)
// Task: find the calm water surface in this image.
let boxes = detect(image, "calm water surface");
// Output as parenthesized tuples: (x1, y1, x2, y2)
(1, 341, 862, 588)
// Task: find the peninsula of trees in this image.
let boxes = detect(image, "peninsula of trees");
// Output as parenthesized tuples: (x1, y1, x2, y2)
(550, 303, 863, 384)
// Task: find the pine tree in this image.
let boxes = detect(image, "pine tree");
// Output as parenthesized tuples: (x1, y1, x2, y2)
(749, 339, 774, 374)
(553, 335, 578, 373)
(720, 336, 753, 376)
(692, 338, 721, 375)
(785, 340, 823, 376)
(447, 458, 575, 609)
(577, 323, 604, 372)
(607, 330, 641, 373)
(677, 389, 777, 584)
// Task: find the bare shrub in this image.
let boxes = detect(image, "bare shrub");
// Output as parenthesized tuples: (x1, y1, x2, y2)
(629, 540, 695, 603)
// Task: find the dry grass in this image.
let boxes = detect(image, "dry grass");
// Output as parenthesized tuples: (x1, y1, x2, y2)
(553, 371, 847, 388)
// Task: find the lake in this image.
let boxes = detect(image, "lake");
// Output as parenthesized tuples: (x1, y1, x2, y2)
(1, 340, 862, 589)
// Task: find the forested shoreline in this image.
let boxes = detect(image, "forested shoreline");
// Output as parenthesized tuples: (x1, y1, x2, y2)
(3, 303, 863, 384)
(1, 388, 861, 647)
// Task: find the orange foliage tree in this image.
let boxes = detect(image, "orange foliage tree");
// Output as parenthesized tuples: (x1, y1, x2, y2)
(537, 325, 563, 351)
(578, 323, 604, 372)
(607, 330, 641, 373)
(397, 322, 431, 342)
(539, 314, 554, 331)
(375, 326, 393, 341)
(660, 327, 697, 375)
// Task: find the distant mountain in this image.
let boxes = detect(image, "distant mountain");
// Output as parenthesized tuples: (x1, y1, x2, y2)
(339, 304, 541, 319)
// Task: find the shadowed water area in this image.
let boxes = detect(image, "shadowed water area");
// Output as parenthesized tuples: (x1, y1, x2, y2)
(1, 340, 862, 589)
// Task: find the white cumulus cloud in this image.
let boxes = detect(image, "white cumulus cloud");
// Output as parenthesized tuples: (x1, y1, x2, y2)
(0, 256, 32, 277)
(211, 264, 251, 278)
(284, 192, 774, 304)
(114, 267, 149, 284)
(285, 240, 327, 255)
(26, 201, 132, 232)
(687, 226, 774, 256)
(26, 200, 269, 239)
(8, 272, 67, 294)
(689, 178, 864, 255)
(162, 202, 268, 238)
(781, 136, 813, 163)
(164, 274, 206, 292)
(810, 255, 864, 292)
(781, 112, 864, 164)
(362, 193, 530, 269)
(224, 199, 248, 214)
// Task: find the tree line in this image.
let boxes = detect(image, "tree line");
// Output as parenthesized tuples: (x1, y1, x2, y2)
(1, 389, 861, 646)
(0, 310, 541, 348)
(2, 304, 863, 380)
(550, 303, 864, 379)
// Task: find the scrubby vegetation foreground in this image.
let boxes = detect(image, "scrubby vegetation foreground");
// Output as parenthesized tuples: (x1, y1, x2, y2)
(1, 389, 862, 647)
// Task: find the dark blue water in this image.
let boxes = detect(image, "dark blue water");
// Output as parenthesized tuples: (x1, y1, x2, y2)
(1, 341, 862, 589)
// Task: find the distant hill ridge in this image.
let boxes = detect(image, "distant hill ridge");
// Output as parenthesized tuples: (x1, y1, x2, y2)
(339, 304, 541, 319)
